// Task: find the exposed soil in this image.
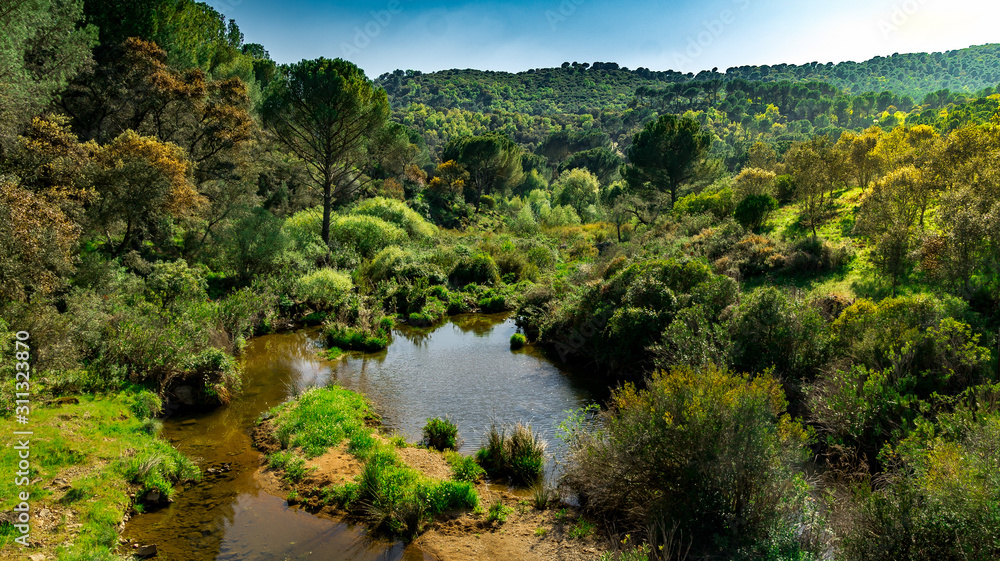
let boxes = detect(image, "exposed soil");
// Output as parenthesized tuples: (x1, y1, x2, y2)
(251, 425, 610, 561)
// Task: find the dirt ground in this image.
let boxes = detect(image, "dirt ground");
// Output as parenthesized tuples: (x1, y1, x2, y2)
(252, 425, 610, 561)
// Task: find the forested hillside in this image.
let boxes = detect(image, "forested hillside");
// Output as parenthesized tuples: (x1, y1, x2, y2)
(4, 0, 1000, 560)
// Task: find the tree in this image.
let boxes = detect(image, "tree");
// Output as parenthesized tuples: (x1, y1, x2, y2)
(733, 167, 776, 198)
(559, 146, 622, 185)
(836, 126, 884, 191)
(623, 114, 711, 213)
(0, 0, 96, 149)
(554, 168, 599, 216)
(261, 57, 389, 246)
(785, 136, 842, 238)
(88, 131, 204, 256)
(854, 167, 924, 294)
(442, 132, 523, 211)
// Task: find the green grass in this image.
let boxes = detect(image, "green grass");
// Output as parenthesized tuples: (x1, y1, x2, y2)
(444, 451, 485, 483)
(0, 391, 198, 559)
(486, 500, 514, 523)
(266, 385, 374, 457)
(264, 385, 479, 538)
(421, 417, 459, 451)
(475, 421, 547, 485)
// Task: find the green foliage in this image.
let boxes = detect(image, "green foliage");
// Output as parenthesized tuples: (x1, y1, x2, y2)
(268, 450, 309, 482)
(351, 197, 438, 238)
(449, 253, 501, 286)
(841, 408, 1000, 561)
(561, 366, 813, 554)
(486, 500, 514, 523)
(0, 0, 96, 145)
(324, 321, 391, 353)
(624, 114, 712, 208)
(726, 286, 829, 379)
(267, 385, 373, 457)
(734, 194, 779, 231)
(554, 168, 600, 215)
(422, 417, 459, 451)
(510, 333, 527, 350)
(296, 268, 354, 311)
(445, 451, 485, 483)
(328, 215, 408, 258)
(673, 183, 737, 219)
(475, 422, 547, 485)
(261, 56, 389, 243)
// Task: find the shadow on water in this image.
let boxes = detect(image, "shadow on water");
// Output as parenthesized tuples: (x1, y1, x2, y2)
(123, 314, 597, 558)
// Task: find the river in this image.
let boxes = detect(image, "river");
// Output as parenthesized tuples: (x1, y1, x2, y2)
(122, 314, 598, 560)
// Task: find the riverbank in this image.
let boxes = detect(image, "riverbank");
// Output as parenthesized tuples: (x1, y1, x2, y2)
(253, 384, 609, 561)
(0, 391, 197, 560)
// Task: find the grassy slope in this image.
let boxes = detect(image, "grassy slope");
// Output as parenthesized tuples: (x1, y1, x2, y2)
(0, 392, 198, 560)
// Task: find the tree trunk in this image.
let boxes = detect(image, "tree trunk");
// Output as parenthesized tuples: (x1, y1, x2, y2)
(321, 181, 333, 246)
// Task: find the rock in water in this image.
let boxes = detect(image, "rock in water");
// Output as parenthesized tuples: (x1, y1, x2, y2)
(135, 544, 157, 558)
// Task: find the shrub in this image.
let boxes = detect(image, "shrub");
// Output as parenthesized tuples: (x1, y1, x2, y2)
(296, 269, 353, 311)
(351, 196, 438, 238)
(734, 194, 779, 231)
(185, 347, 242, 405)
(561, 366, 812, 554)
(283, 206, 328, 263)
(475, 422, 546, 485)
(324, 322, 390, 352)
(726, 286, 829, 379)
(674, 184, 737, 219)
(362, 246, 448, 286)
(422, 417, 459, 451)
(510, 333, 527, 350)
(840, 410, 1000, 561)
(450, 253, 500, 287)
(487, 500, 514, 523)
(328, 215, 408, 258)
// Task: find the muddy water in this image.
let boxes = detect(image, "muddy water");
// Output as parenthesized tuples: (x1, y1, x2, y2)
(123, 314, 596, 559)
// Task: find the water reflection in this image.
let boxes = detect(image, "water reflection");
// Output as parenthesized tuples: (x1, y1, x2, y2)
(124, 314, 595, 558)
(329, 314, 598, 474)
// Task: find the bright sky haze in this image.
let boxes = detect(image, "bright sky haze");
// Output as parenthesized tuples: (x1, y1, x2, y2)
(204, 0, 1000, 77)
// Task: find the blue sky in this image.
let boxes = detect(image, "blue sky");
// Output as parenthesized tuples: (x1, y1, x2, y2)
(205, 0, 1000, 78)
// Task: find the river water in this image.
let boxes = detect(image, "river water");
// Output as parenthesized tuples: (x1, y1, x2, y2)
(123, 314, 598, 560)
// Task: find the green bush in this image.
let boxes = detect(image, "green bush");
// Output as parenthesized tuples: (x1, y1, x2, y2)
(328, 215, 408, 258)
(674, 185, 737, 219)
(324, 322, 390, 352)
(561, 366, 813, 554)
(734, 194, 779, 230)
(351, 197, 438, 239)
(450, 253, 501, 287)
(475, 422, 546, 485)
(296, 268, 353, 311)
(362, 246, 448, 286)
(841, 409, 1000, 561)
(726, 286, 829, 379)
(422, 417, 459, 451)
(510, 333, 527, 350)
